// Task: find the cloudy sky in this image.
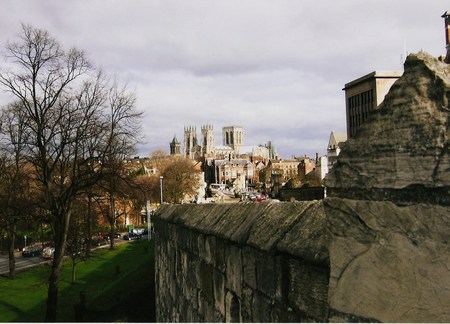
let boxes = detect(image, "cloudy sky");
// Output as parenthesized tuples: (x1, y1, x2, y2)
(0, 1, 446, 158)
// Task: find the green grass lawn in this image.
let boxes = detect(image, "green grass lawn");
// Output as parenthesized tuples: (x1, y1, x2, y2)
(0, 240, 155, 322)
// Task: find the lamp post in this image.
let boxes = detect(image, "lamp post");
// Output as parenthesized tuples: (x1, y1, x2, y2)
(146, 199, 151, 241)
(160, 176, 164, 205)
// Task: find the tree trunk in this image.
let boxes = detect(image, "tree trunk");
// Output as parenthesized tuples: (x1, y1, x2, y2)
(45, 211, 71, 322)
(86, 193, 93, 254)
(109, 234, 115, 250)
(109, 195, 116, 250)
(7, 225, 16, 280)
(45, 260, 62, 322)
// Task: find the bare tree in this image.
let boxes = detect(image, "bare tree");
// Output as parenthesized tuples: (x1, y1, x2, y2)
(0, 102, 35, 279)
(66, 197, 90, 284)
(95, 80, 142, 249)
(0, 25, 141, 321)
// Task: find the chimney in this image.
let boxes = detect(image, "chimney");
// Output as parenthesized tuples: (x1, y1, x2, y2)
(442, 11, 450, 63)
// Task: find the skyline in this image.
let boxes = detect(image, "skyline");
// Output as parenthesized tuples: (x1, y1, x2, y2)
(0, 1, 446, 158)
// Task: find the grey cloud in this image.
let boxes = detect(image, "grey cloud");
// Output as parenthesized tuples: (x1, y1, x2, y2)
(0, 0, 446, 159)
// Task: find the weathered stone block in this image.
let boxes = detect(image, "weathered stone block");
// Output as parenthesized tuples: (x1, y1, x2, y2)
(252, 290, 271, 323)
(247, 201, 315, 252)
(203, 300, 216, 323)
(189, 229, 198, 255)
(240, 286, 253, 322)
(205, 235, 216, 264)
(242, 246, 257, 289)
(270, 305, 307, 323)
(326, 198, 450, 323)
(199, 260, 214, 304)
(214, 237, 226, 273)
(288, 258, 329, 322)
(256, 251, 277, 297)
(225, 290, 241, 322)
(197, 233, 205, 259)
(213, 268, 226, 316)
(225, 243, 243, 296)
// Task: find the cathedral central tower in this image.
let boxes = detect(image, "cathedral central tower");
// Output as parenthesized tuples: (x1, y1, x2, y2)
(222, 126, 244, 154)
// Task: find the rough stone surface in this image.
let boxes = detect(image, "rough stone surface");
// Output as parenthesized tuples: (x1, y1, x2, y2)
(155, 199, 450, 322)
(325, 51, 450, 205)
(325, 198, 450, 323)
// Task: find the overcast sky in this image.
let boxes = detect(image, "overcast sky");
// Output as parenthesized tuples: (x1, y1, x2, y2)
(0, 1, 446, 158)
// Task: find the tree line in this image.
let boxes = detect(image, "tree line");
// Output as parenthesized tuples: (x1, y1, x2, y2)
(0, 24, 199, 322)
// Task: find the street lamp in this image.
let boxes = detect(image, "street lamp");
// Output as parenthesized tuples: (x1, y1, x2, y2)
(160, 176, 164, 205)
(146, 199, 151, 241)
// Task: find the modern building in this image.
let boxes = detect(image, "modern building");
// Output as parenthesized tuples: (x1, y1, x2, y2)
(343, 70, 402, 138)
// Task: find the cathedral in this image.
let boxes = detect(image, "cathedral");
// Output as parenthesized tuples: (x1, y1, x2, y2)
(169, 125, 279, 187)
(171, 125, 250, 160)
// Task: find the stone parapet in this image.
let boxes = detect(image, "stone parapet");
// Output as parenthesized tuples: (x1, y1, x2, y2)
(155, 199, 450, 322)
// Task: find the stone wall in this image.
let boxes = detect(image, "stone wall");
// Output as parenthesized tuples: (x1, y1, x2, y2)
(279, 186, 325, 201)
(154, 199, 450, 322)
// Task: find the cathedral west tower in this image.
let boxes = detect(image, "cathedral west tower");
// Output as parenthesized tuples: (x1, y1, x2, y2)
(201, 124, 215, 158)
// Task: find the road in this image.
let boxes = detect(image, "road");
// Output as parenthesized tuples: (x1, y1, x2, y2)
(0, 237, 133, 276)
(0, 251, 51, 276)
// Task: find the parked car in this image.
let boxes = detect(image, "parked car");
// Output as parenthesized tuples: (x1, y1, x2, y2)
(123, 232, 140, 240)
(22, 247, 42, 257)
(256, 194, 267, 202)
(103, 232, 122, 240)
(42, 247, 55, 260)
(92, 236, 108, 246)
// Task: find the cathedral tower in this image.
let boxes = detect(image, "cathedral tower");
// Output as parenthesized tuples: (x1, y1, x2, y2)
(222, 126, 244, 154)
(201, 124, 215, 158)
(169, 135, 181, 155)
(183, 126, 200, 159)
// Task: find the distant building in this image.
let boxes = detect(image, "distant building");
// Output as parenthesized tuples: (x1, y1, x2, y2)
(201, 124, 215, 158)
(343, 70, 402, 138)
(315, 155, 328, 180)
(271, 159, 300, 181)
(169, 135, 181, 156)
(172, 124, 280, 190)
(183, 126, 201, 160)
(214, 158, 254, 186)
(222, 126, 244, 154)
(327, 131, 347, 169)
(172, 124, 276, 163)
(298, 157, 316, 182)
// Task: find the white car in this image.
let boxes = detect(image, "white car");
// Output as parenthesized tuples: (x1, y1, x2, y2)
(42, 247, 55, 260)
